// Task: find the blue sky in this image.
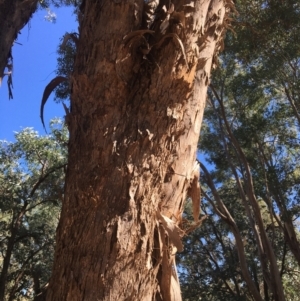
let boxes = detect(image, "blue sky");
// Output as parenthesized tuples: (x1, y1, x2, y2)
(0, 5, 76, 141)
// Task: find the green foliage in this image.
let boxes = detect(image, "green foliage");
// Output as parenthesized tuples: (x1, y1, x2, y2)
(38, 0, 79, 9)
(54, 34, 77, 102)
(38, 0, 80, 23)
(0, 119, 67, 300)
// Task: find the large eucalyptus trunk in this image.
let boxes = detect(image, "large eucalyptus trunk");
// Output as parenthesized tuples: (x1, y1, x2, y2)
(46, 0, 231, 300)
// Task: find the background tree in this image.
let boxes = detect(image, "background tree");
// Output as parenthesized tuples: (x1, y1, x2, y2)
(0, 119, 67, 301)
(178, 0, 300, 300)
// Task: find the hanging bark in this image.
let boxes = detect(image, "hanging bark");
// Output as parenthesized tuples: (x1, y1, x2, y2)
(0, 0, 39, 82)
(46, 0, 233, 300)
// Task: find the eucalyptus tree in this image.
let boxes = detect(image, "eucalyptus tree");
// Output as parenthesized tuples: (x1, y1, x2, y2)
(178, 0, 300, 300)
(1, 0, 235, 299)
(0, 120, 67, 301)
(210, 0, 300, 269)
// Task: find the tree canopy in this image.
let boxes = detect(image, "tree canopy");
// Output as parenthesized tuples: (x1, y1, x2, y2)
(0, 119, 67, 301)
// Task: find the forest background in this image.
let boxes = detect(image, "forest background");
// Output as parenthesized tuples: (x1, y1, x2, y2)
(1, 0, 300, 300)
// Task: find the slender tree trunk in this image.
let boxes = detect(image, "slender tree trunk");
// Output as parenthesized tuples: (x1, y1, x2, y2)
(0, 228, 16, 301)
(0, 0, 39, 79)
(269, 180, 300, 267)
(211, 86, 286, 301)
(257, 141, 300, 267)
(201, 163, 263, 301)
(0, 206, 27, 301)
(284, 86, 300, 128)
(46, 0, 232, 300)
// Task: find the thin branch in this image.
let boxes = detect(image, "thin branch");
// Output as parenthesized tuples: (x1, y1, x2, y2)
(29, 163, 66, 198)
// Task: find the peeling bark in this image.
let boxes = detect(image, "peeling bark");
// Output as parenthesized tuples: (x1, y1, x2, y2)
(46, 0, 232, 300)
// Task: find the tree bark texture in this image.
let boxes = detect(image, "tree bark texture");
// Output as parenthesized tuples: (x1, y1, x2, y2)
(46, 0, 232, 300)
(0, 0, 39, 79)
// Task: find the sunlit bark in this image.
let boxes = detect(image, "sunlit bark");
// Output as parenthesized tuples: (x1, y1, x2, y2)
(46, 0, 232, 300)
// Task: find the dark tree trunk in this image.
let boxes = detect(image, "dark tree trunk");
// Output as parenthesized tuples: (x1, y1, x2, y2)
(0, 228, 16, 301)
(0, 0, 38, 80)
(46, 0, 232, 300)
(0, 207, 26, 301)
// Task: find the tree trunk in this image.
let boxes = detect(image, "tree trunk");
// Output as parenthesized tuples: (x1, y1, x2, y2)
(46, 0, 231, 300)
(0, 204, 27, 301)
(201, 163, 264, 301)
(0, 228, 16, 301)
(0, 0, 39, 80)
